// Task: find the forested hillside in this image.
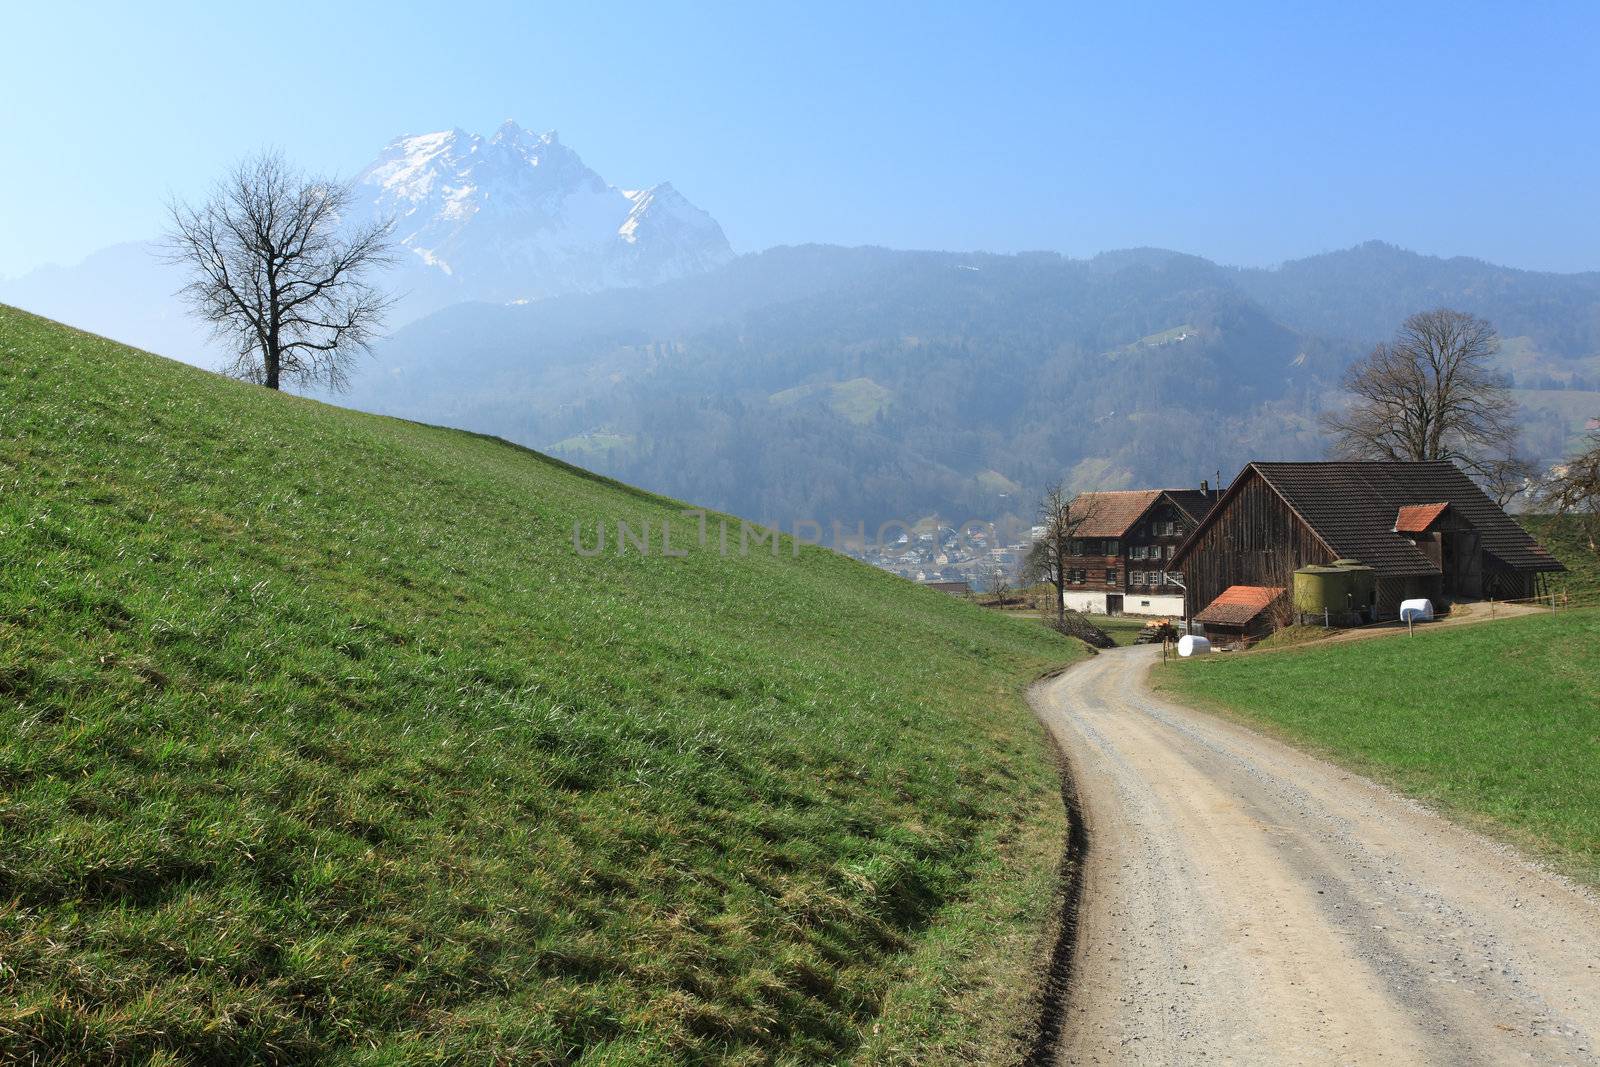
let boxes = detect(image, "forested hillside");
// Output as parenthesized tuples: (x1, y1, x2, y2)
(343, 242, 1600, 528)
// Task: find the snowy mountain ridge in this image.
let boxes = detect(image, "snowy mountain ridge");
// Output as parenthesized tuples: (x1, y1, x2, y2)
(349, 121, 733, 314)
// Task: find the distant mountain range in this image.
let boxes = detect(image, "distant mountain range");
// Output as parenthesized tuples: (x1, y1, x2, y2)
(3, 125, 1598, 530)
(341, 242, 1600, 528)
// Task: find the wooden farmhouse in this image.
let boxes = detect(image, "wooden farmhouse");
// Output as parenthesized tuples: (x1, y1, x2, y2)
(1170, 461, 1564, 630)
(1062, 486, 1221, 617)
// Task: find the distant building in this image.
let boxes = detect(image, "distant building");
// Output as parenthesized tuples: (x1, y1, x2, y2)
(1061, 485, 1221, 616)
(1171, 461, 1564, 628)
(921, 579, 971, 596)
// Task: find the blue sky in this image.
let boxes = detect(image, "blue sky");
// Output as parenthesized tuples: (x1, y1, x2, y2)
(4, 1, 1598, 277)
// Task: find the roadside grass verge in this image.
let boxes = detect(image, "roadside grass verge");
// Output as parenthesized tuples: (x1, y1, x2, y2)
(1247, 624, 1338, 650)
(0, 305, 1081, 1064)
(1153, 608, 1600, 884)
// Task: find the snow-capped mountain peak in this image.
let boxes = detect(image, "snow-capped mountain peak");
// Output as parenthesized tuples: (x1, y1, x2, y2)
(348, 122, 732, 320)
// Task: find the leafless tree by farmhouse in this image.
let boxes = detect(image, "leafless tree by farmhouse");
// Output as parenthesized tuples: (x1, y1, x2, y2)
(1323, 309, 1529, 494)
(1031, 482, 1100, 627)
(164, 151, 395, 391)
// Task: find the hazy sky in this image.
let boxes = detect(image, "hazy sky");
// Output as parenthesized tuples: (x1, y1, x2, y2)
(4, 1, 1598, 278)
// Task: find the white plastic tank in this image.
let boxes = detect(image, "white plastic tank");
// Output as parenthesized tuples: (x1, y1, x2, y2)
(1398, 599, 1434, 623)
(1177, 634, 1212, 657)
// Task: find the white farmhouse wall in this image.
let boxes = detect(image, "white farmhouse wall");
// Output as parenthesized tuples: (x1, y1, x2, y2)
(1124, 593, 1185, 617)
(1064, 590, 1108, 614)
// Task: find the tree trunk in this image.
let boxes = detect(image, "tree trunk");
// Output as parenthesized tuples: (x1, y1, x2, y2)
(1053, 560, 1066, 625)
(264, 336, 281, 390)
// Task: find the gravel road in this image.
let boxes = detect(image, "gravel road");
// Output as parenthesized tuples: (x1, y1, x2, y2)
(1030, 646, 1600, 1065)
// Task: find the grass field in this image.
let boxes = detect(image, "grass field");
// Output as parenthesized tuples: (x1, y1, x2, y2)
(0, 305, 1081, 1064)
(1154, 608, 1600, 883)
(1087, 616, 1150, 647)
(768, 377, 891, 426)
(1522, 513, 1600, 601)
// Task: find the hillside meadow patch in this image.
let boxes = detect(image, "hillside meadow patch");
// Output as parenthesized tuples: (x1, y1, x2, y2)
(0, 305, 1081, 1064)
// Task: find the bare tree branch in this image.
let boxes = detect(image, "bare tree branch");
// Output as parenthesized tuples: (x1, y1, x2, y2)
(1539, 430, 1600, 555)
(1322, 309, 1524, 486)
(162, 150, 395, 392)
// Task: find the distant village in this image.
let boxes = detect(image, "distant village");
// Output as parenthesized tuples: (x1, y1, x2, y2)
(843, 522, 1042, 595)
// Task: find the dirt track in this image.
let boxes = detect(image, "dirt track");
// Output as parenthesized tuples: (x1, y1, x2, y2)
(1030, 646, 1600, 1065)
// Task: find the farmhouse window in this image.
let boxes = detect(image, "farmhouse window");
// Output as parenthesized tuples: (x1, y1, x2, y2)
(1107, 540, 1120, 555)
(1105, 568, 1117, 584)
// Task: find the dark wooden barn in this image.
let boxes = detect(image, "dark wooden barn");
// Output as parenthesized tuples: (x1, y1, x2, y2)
(1169, 461, 1565, 627)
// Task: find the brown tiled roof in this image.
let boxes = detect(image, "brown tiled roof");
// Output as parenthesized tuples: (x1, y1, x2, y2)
(1166, 489, 1222, 524)
(1394, 502, 1450, 533)
(1067, 490, 1162, 537)
(1245, 462, 1562, 576)
(1194, 585, 1284, 626)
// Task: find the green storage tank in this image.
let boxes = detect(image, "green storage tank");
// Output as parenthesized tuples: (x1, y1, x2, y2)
(1331, 559, 1377, 619)
(1293, 565, 1351, 615)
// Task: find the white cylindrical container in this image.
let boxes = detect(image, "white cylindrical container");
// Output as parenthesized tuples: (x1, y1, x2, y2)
(1177, 634, 1212, 657)
(1398, 599, 1434, 623)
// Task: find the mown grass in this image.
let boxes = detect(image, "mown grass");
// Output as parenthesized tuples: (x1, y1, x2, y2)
(0, 305, 1081, 1064)
(1154, 608, 1600, 883)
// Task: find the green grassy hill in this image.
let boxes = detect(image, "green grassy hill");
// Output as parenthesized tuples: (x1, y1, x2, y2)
(0, 306, 1078, 1064)
(1154, 608, 1600, 883)
(1522, 513, 1600, 601)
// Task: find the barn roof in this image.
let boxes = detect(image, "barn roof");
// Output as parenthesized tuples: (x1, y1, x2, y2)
(1174, 462, 1562, 577)
(1194, 585, 1285, 626)
(1067, 490, 1163, 537)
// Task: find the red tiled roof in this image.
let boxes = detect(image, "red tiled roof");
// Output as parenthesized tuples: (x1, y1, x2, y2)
(1194, 585, 1285, 626)
(1067, 490, 1163, 537)
(1394, 502, 1449, 533)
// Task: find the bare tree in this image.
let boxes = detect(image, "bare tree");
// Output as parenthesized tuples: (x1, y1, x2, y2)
(164, 151, 395, 391)
(1323, 309, 1526, 482)
(986, 561, 1011, 604)
(1034, 482, 1101, 627)
(1480, 454, 1540, 508)
(1541, 431, 1600, 554)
